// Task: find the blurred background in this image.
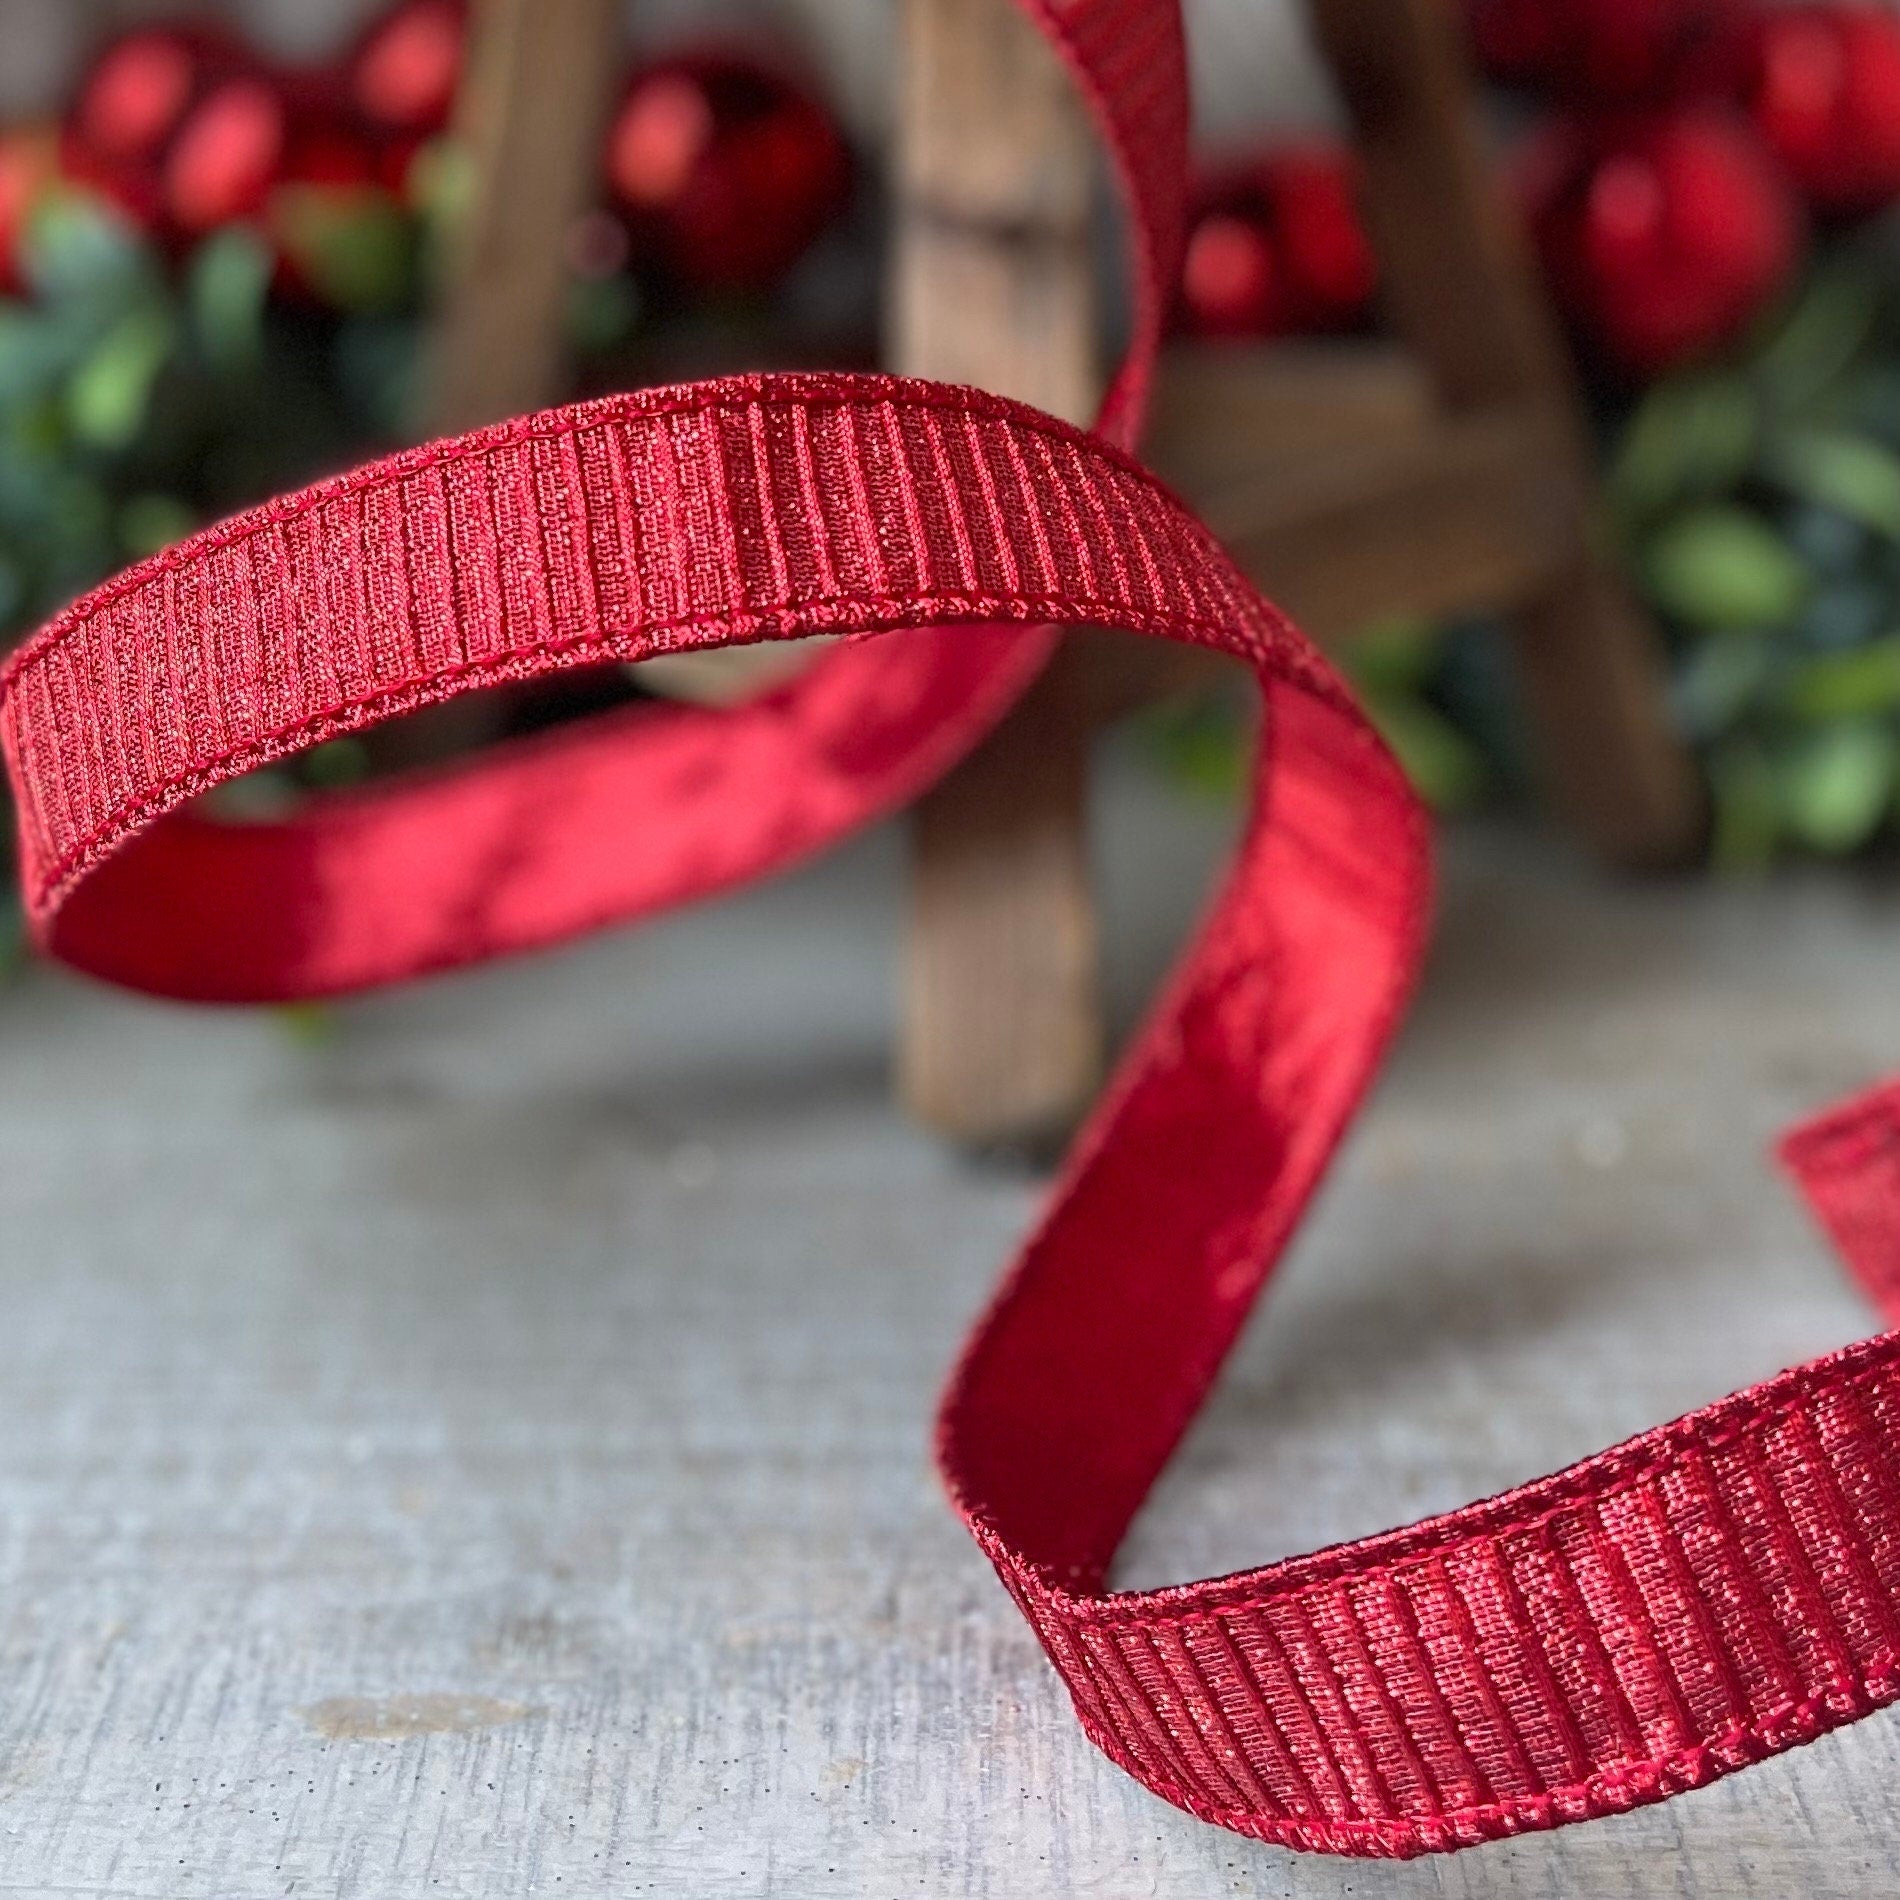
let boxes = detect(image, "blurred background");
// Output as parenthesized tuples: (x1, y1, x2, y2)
(5, 0, 1900, 977)
(11, 10, 1900, 1889)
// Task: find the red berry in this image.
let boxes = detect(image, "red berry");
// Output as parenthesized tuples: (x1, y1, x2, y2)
(60, 24, 298, 247)
(1524, 110, 1803, 374)
(1174, 143, 1376, 340)
(348, 0, 465, 141)
(1741, 4, 1900, 217)
(162, 76, 286, 236)
(604, 48, 851, 295)
(76, 33, 195, 163)
(1181, 213, 1284, 337)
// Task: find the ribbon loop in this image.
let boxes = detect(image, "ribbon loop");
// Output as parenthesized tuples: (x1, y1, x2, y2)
(5, 0, 1900, 1861)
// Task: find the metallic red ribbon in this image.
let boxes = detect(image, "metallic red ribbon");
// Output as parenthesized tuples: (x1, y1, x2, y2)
(6, 0, 1900, 1860)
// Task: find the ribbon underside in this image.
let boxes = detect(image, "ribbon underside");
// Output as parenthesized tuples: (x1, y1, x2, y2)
(7, 0, 1900, 1861)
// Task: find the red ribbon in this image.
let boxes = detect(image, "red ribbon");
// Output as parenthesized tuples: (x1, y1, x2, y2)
(6, 0, 1900, 1861)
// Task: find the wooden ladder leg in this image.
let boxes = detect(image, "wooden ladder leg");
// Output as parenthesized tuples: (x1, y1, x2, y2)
(427, 0, 623, 436)
(892, 0, 1105, 1143)
(1309, 0, 1705, 867)
(371, 0, 622, 769)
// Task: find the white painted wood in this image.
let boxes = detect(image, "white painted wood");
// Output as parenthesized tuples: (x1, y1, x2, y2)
(2, 760, 1898, 1894)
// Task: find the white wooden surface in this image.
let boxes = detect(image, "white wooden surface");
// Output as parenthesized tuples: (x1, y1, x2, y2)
(4, 763, 1900, 1897)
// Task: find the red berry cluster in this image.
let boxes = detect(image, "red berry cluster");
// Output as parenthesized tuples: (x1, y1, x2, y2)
(1477, 0, 1900, 375)
(1, 2, 851, 310)
(1175, 143, 1378, 341)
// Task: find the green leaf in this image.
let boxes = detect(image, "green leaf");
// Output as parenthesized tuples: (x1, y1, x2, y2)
(1609, 372, 1756, 527)
(1137, 693, 1248, 800)
(1345, 617, 1445, 696)
(275, 185, 417, 315)
(275, 1001, 336, 1047)
(21, 189, 152, 309)
(1754, 258, 1879, 414)
(1672, 628, 1774, 738)
(567, 273, 642, 356)
(188, 228, 271, 374)
(0, 304, 84, 408)
(65, 305, 175, 450)
(1642, 506, 1811, 630)
(1763, 428, 1900, 538)
(1781, 637, 1900, 721)
(1779, 720, 1896, 852)
(332, 315, 422, 438)
(117, 493, 195, 560)
(1363, 690, 1487, 812)
(299, 737, 371, 788)
(1709, 740, 1783, 873)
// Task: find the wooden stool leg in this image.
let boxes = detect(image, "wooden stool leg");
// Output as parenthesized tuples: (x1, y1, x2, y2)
(893, 0, 1105, 1141)
(373, 0, 622, 769)
(1310, 0, 1705, 867)
(904, 664, 1102, 1144)
(427, 0, 622, 436)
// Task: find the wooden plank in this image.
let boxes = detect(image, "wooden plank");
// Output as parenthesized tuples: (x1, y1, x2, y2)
(892, 0, 1103, 1144)
(370, 0, 623, 768)
(424, 0, 623, 436)
(1145, 340, 1439, 493)
(1308, 0, 1704, 867)
(1197, 400, 1587, 637)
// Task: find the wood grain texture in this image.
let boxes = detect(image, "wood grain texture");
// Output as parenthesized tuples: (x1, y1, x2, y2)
(3, 765, 1900, 1896)
(424, 0, 622, 437)
(1148, 345, 1589, 640)
(1310, 0, 1703, 869)
(892, 0, 1105, 1146)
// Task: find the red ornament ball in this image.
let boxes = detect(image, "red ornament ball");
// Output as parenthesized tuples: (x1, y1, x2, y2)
(61, 24, 289, 246)
(162, 75, 286, 236)
(343, 0, 466, 191)
(1176, 143, 1377, 340)
(1523, 109, 1803, 374)
(1468, 0, 1743, 102)
(1739, 3, 1900, 217)
(604, 48, 851, 295)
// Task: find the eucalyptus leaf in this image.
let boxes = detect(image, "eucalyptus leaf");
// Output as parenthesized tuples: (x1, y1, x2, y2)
(1672, 628, 1774, 738)
(1363, 690, 1487, 812)
(1781, 638, 1900, 721)
(1783, 503, 1867, 579)
(1346, 617, 1444, 696)
(1779, 720, 1897, 852)
(1755, 259, 1880, 415)
(118, 494, 196, 560)
(1609, 372, 1755, 527)
(188, 228, 272, 375)
(0, 305, 83, 408)
(21, 191, 153, 311)
(1763, 428, 1900, 537)
(299, 737, 372, 787)
(1795, 577, 1887, 650)
(275, 186, 416, 315)
(1643, 506, 1811, 630)
(1709, 740, 1783, 873)
(1137, 692, 1248, 800)
(567, 274, 643, 356)
(275, 1002, 336, 1047)
(66, 306, 176, 450)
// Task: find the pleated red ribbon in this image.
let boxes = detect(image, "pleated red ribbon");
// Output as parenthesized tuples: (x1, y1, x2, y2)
(8, 0, 1900, 1861)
